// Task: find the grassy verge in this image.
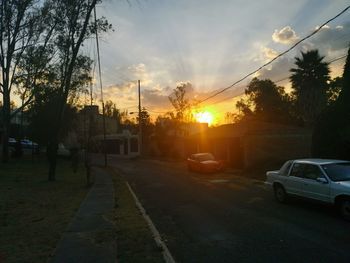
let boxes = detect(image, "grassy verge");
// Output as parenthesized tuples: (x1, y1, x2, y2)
(0, 156, 88, 263)
(109, 168, 164, 263)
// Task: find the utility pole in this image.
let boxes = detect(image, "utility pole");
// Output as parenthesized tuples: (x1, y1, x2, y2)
(138, 80, 142, 156)
(94, 6, 107, 167)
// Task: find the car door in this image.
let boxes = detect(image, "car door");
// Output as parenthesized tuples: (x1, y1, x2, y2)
(285, 162, 307, 196)
(300, 164, 331, 202)
(189, 155, 198, 171)
(192, 155, 201, 171)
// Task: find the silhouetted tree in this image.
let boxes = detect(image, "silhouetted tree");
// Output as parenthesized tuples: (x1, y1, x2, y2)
(0, 0, 54, 162)
(225, 112, 241, 124)
(327, 77, 343, 104)
(45, 0, 111, 181)
(137, 107, 151, 128)
(312, 45, 350, 159)
(290, 50, 330, 126)
(236, 78, 294, 124)
(168, 82, 192, 122)
(136, 107, 154, 152)
(104, 100, 119, 118)
(104, 100, 121, 130)
(29, 91, 78, 147)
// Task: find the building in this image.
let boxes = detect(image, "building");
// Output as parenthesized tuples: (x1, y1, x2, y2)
(76, 105, 119, 147)
(148, 121, 209, 158)
(76, 105, 140, 157)
(186, 120, 312, 169)
(92, 130, 140, 157)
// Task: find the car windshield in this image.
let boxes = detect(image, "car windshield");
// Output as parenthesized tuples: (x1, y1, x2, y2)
(196, 153, 215, 162)
(322, 162, 350, 182)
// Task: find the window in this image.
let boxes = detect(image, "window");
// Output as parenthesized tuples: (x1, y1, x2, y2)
(290, 163, 304, 177)
(280, 160, 293, 176)
(322, 162, 350, 182)
(195, 153, 215, 162)
(303, 164, 324, 180)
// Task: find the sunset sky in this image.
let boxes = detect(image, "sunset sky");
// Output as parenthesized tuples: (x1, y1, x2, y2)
(86, 0, 350, 124)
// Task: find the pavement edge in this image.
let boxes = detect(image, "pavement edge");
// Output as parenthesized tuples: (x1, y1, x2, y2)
(126, 182, 176, 263)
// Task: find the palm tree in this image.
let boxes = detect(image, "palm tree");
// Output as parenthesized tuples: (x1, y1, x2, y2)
(290, 50, 330, 126)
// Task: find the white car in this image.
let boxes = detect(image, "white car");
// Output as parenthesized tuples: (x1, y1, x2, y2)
(266, 159, 350, 221)
(57, 143, 70, 158)
(21, 139, 38, 149)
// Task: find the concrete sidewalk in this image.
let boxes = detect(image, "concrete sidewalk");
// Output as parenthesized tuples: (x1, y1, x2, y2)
(50, 167, 117, 263)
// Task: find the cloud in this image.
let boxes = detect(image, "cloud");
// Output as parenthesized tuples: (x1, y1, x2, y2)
(142, 89, 171, 109)
(107, 81, 137, 93)
(256, 22, 350, 83)
(103, 63, 180, 110)
(306, 23, 350, 56)
(263, 47, 279, 60)
(256, 56, 294, 81)
(116, 63, 154, 87)
(272, 26, 299, 44)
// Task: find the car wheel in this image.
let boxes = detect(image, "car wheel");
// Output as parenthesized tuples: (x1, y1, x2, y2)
(274, 184, 287, 203)
(339, 199, 350, 221)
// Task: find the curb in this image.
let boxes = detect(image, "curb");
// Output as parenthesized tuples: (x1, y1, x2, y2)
(126, 182, 176, 263)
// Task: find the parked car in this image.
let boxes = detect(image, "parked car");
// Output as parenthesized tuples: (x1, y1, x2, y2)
(57, 143, 70, 158)
(187, 152, 225, 173)
(21, 139, 38, 150)
(8, 138, 17, 155)
(8, 137, 17, 147)
(265, 159, 350, 221)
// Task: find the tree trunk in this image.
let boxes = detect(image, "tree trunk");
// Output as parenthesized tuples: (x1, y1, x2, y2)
(47, 139, 58, 181)
(2, 124, 9, 162)
(2, 93, 11, 163)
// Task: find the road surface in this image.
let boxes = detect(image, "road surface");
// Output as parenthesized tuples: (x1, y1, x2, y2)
(104, 156, 350, 263)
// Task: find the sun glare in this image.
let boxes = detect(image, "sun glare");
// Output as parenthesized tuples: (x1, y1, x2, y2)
(195, 111, 214, 125)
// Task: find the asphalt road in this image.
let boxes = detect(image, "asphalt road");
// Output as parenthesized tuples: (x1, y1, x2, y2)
(106, 157, 350, 263)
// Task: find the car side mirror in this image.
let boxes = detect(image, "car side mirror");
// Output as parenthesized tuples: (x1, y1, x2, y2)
(316, 177, 328, 184)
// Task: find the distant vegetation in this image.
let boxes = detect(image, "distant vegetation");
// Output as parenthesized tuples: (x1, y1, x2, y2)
(235, 47, 350, 159)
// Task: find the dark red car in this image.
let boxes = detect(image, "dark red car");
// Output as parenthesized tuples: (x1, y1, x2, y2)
(187, 153, 225, 173)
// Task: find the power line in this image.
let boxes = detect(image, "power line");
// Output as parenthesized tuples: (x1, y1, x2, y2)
(328, 54, 348, 63)
(204, 53, 348, 107)
(94, 5, 107, 167)
(142, 54, 347, 116)
(196, 5, 350, 105)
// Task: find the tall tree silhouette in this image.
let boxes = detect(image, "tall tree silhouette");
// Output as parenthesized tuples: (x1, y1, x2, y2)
(312, 45, 350, 158)
(0, 0, 54, 162)
(290, 50, 330, 126)
(46, 0, 111, 181)
(236, 78, 293, 124)
(168, 82, 192, 122)
(337, 45, 350, 108)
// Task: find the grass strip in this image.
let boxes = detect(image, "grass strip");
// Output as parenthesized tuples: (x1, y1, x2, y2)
(0, 157, 88, 263)
(108, 168, 164, 263)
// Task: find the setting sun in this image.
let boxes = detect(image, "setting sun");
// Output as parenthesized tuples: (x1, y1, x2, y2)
(194, 111, 214, 125)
